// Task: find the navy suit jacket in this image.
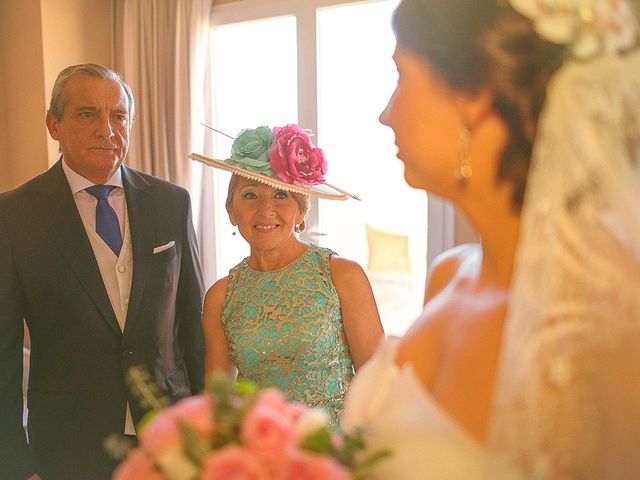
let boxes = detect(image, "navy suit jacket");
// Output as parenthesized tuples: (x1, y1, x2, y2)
(0, 161, 205, 479)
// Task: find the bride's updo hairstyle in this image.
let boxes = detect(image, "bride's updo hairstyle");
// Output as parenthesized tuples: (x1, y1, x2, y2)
(393, 0, 565, 207)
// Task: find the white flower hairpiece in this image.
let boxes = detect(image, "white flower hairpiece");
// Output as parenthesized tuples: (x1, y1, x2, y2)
(509, 0, 639, 58)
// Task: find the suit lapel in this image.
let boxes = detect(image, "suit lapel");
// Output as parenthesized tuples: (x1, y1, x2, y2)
(31, 161, 122, 335)
(121, 166, 154, 332)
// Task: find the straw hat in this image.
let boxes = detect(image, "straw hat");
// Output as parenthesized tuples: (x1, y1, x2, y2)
(190, 124, 360, 201)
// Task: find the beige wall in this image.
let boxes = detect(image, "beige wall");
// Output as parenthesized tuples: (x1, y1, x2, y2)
(0, 0, 112, 193)
(0, 0, 48, 193)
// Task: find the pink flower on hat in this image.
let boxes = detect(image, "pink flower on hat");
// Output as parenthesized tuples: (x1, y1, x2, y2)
(269, 124, 327, 186)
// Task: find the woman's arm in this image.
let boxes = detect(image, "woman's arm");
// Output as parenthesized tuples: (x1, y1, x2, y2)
(330, 256, 384, 371)
(202, 276, 232, 375)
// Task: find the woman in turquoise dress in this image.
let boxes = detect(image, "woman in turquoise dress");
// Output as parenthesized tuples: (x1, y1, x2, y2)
(197, 124, 384, 423)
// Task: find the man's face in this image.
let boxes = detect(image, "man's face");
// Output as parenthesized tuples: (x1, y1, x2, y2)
(46, 74, 131, 184)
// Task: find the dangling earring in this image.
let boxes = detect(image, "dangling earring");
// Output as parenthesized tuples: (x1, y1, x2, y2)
(454, 123, 472, 182)
(294, 220, 306, 233)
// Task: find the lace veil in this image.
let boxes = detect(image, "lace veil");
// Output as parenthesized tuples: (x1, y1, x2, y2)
(487, 2, 640, 478)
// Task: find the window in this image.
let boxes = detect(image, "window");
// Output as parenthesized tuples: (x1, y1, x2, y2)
(206, 0, 452, 335)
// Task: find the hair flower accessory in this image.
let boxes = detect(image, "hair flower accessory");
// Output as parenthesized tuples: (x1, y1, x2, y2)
(269, 124, 328, 186)
(190, 124, 360, 200)
(509, 0, 639, 58)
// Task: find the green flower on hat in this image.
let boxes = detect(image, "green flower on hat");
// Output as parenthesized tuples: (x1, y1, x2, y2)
(226, 126, 275, 176)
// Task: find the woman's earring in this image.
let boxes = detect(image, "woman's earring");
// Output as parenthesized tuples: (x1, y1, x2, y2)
(294, 221, 305, 233)
(454, 123, 472, 182)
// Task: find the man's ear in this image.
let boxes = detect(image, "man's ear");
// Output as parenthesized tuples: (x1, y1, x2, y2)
(45, 111, 60, 141)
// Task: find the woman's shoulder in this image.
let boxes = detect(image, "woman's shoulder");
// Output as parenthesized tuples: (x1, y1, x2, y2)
(204, 275, 230, 306)
(327, 251, 367, 283)
(424, 243, 481, 301)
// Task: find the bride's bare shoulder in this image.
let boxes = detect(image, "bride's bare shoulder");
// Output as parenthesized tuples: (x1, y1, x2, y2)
(423, 243, 481, 303)
(397, 244, 481, 386)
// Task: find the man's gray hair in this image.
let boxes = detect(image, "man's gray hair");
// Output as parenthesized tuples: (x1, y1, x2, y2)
(48, 63, 135, 121)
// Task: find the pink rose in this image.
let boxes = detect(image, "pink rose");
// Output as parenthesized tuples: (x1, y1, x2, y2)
(113, 448, 166, 480)
(139, 414, 184, 458)
(255, 388, 288, 411)
(167, 395, 216, 439)
(286, 401, 308, 424)
(281, 452, 351, 480)
(140, 394, 215, 458)
(200, 445, 269, 480)
(240, 392, 296, 459)
(269, 124, 327, 186)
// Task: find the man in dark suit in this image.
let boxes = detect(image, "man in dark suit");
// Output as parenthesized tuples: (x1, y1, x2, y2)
(0, 64, 205, 479)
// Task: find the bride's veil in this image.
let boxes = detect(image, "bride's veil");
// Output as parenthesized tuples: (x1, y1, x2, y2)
(487, 6, 640, 478)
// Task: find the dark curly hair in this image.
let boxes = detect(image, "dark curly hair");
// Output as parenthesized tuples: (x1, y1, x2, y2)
(392, 0, 565, 207)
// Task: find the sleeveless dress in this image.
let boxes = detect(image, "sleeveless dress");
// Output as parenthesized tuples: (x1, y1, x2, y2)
(221, 244, 354, 423)
(342, 337, 520, 479)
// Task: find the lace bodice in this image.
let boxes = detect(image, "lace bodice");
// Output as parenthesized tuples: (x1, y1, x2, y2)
(221, 244, 354, 423)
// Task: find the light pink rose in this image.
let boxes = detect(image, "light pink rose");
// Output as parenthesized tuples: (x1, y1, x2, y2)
(256, 388, 288, 411)
(139, 414, 184, 458)
(269, 124, 327, 186)
(286, 401, 308, 424)
(240, 392, 296, 459)
(167, 394, 216, 438)
(200, 445, 269, 480)
(140, 394, 215, 459)
(113, 448, 166, 480)
(281, 452, 351, 480)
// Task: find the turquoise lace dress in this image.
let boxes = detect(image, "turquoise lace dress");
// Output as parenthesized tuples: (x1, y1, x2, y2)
(221, 244, 354, 423)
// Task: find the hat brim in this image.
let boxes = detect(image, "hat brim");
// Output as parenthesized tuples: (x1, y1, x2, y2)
(190, 153, 360, 201)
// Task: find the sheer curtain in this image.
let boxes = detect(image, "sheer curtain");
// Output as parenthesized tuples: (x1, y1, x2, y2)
(113, 0, 212, 189)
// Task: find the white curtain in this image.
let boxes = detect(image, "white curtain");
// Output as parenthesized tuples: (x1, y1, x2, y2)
(113, 0, 212, 190)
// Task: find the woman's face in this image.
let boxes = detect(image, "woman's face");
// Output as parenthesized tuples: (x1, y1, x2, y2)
(380, 45, 462, 195)
(227, 177, 304, 251)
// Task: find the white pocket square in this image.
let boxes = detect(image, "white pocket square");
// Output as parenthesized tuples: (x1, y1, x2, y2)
(153, 240, 175, 254)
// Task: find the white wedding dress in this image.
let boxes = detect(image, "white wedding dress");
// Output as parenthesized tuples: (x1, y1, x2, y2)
(342, 338, 519, 480)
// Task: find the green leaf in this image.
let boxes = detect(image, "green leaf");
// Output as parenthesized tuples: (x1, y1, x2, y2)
(178, 420, 211, 465)
(300, 427, 332, 454)
(126, 366, 170, 411)
(103, 433, 136, 461)
(352, 449, 394, 479)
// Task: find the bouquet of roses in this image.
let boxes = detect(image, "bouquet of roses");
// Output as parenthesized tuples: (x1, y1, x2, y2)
(111, 369, 389, 480)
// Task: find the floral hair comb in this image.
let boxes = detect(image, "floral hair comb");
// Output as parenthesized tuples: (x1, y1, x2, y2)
(190, 124, 360, 201)
(509, 0, 639, 58)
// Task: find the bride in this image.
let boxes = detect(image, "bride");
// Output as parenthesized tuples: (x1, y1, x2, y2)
(343, 0, 640, 478)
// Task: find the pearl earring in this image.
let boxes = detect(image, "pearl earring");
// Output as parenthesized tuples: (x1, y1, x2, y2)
(454, 123, 472, 182)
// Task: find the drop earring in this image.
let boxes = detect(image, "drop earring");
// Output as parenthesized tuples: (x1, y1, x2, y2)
(454, 123, 472, 182)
